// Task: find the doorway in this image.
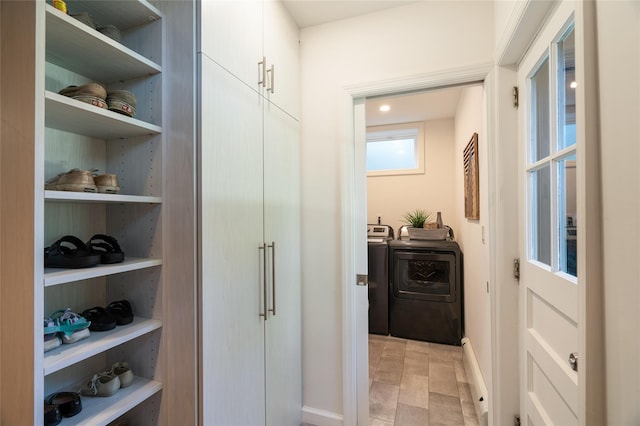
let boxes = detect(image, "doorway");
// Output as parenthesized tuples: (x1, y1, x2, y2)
(362, 83, 486, 425)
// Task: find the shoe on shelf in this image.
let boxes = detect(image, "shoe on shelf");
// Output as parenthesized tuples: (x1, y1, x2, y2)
(44, 235, 102, 269)
(44, 332, 62, 352)
(93, 173, 120, 194)
(106, 300, 134, 325)
(58, 83, 107, 109)
(61, 327, 90, 344)
(80, 373, 121, 397)
(109, 361, 134, 388)
(87, 234, 125, 264)
(44, 402, 62, 426)
(46, 391, 82, 418)
(70, 12, 96, 29)
(97, 24, 121, 42)
(45, 169, 98, 193)
(82, 306, 117, 331)
(106, 89, 136, 117)
(45, 308, 91, 337)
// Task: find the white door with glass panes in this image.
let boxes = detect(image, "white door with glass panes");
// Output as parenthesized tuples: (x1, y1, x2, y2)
(517, 1, 603, 424)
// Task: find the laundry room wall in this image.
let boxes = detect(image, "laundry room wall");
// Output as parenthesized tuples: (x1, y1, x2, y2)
(453, 85, 491, 398)
(299, 1, 494, 421)
(367, 118, 456, 235)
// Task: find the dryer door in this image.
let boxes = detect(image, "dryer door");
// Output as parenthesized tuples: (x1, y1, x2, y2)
(392, 250, 456, 303)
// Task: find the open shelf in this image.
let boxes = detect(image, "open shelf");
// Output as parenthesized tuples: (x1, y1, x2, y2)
(44, 317, 162, 375)
(45, 91, 161, 139)
(64, 376, 162, 426)
(44, 257, 162, 287)
(45, 190, 162, 204)
(66, 0, 163, 32)
(45, 4, 161, 83)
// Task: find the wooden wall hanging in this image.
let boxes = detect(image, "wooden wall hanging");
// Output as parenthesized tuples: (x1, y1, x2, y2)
(463, 132, 479, 220)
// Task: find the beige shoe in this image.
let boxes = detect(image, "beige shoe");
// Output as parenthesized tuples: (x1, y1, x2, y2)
(80, 372, 121, 397)
(110, 361, 134, 388)
(106, 90, 137, 117)
(45, 169, 97, 193)
(93, 173, 120, 194)
(59, 83, 107, 109)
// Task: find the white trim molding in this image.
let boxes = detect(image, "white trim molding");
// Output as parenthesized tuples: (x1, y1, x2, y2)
(341, 63, 493, 426)
(302, 406, 344, 426)
(344, 63, 493, 99)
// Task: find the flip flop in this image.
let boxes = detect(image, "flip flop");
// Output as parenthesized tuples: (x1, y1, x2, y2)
(45, 235, 101, 268)
(86, 234, 125, 264)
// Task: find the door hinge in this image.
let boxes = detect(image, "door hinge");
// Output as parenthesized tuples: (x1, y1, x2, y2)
(512, 86, 519, 108)
(356, 274, 368, 286)
(514, 415, 521, 426)
(514, 258, 520, 281)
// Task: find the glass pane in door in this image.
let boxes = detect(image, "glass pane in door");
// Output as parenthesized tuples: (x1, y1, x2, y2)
(558, 155, 577, 276)
(558, 27, 576, 150)
(529, 165, 551, 266)
(530, 58, 550, 162)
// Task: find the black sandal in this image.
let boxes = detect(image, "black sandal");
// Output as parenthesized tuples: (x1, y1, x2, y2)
(107, 300, 134, 325)
(82, 306, 117, 331)
(46, 391, 82, 418)
(86, 234, 125, 264)
(44, 235, 101, 269)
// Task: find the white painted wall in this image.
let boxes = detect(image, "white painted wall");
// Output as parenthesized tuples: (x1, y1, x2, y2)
(367, 118, 456, 235)
(453, 85, 492, 399)
(300, 1, 494, 419)
(595, 1, 640, 423)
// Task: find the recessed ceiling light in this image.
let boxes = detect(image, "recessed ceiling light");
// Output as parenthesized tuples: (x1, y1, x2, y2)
(570, 81, 577, 89)
(379, 105, 390, 112)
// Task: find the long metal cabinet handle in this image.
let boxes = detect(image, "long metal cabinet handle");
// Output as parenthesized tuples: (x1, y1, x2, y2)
(268, 242, 276, 315)
(258, 56, 267, 87)
(258, 244, 267, 320)
(267, 64, 275, 94)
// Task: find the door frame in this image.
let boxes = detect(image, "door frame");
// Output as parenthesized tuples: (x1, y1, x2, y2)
(341, 63, 492, 426)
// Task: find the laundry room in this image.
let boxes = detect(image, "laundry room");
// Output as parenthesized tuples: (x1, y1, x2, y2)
(365, 82, 492, 397)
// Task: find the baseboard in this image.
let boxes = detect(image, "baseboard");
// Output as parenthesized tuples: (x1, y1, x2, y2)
(302, 406, 343, 426)
(461, 337, 489, 426)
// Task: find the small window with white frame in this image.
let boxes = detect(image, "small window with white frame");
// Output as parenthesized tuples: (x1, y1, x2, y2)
(366, 122, 425, 176)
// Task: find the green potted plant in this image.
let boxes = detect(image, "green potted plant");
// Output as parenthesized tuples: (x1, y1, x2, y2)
(403, 209, 431, 229)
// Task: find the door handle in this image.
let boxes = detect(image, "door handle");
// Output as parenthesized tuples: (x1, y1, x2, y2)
(259, 243, 268, 320)
(258, 56, 267, 88)
(268, 242, 276, 316)
(267, 64, 274, 94)
(569, 352, 578, 371)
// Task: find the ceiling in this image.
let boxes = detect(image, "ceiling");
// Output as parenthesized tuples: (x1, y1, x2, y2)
(282, 0, 416, 28)
(365, 86, 466, 127)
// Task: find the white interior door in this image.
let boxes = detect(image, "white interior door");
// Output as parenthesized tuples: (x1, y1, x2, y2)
(517, 1, 602, 424)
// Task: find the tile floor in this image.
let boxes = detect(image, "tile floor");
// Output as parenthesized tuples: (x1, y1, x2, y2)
(369, 334, 479, 426)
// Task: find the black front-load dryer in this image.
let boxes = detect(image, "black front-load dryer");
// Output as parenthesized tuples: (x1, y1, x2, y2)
(388, 238, 463, 345)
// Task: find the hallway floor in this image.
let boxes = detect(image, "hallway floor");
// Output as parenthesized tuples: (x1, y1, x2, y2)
(369, 334, 479, 426)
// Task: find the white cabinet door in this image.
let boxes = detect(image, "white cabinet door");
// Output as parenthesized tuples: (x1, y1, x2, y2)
(263, 0, 300, 118)
(263, 100, 301, 425)
(199, 0, 262, 90)
(199, 56, 266, 426)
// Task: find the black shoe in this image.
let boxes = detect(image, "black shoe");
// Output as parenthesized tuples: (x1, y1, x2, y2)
(82, 306, 117, 331)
